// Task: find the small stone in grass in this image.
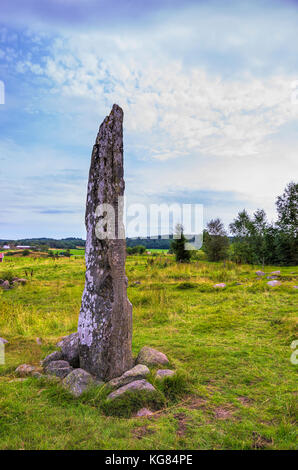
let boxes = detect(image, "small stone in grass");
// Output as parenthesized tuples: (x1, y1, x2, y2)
(62, 368, 96, 397)
(15, 364, 36, 377)
(256, 271, 265, 276)
(44, 360, 73, 379)
(107, 379, 156, 401)
(136, 347, 169, 367)
(267, 280, 281, 287)
(156, 369, 175, 379)
(136, 408, 154, 417)
(41, 350, 63, 367)
(213, 283, 226, 288)
(108, 364, 150, 390)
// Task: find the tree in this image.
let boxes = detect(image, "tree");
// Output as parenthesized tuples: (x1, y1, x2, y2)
(204, 218, 229, 261)
(171, 224, 191, 262)
(274, 182, 298, 265)
(276, 181, 298, 233)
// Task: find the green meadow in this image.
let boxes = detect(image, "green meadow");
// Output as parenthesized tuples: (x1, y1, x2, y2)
(0, 253, 297, 450)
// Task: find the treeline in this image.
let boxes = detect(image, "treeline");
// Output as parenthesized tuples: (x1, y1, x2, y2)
(0, 236, 173, 250)
(203, 182, 297, 266)
(0, 237, 85, 250)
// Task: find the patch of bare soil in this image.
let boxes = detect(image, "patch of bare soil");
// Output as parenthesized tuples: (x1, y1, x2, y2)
(174, 413, 189, 438)
(252, 432, 273, 449)
(214, 406, 234, 420)
(237, 396, 253, 406)
(131, 425, 154, 440)
(187, 397, 207, 410)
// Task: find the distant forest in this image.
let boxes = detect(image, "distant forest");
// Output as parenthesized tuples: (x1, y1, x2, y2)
(0, 236, 174, 250)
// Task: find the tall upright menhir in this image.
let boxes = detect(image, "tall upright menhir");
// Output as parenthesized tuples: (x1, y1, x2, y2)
(78, 104, 133, 381)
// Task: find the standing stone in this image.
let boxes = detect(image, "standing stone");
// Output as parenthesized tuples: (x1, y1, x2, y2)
(78, 104, 133, 381)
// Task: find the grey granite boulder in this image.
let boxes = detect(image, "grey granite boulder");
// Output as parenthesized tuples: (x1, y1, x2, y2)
(136, 347, 169, 367)
(41, 350, 63, 368)
(62, 368, 95, 397)
(107, 379, 156, 401)
(155, 369, 175, 380)
(256, 270, 265, 276)
(44, 360, 73, 379)
(271, 270, 281, 276)
(2, 280, 10, 289)
(108, 364, 150, 390)
(57, 332, 79, 367)
(15, 364, 36, 377)
(0, 337, 8, 344)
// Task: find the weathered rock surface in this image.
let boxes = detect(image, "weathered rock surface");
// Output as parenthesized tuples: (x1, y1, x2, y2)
(156, 369, 175, 380)
(136, 347, 169, 367)
(44, 360, 73, 379)
(107, 379, 156, 401)
(62, 368, 95, 397)
(267, 280, 281, 287)
(57, 332, 79, 367)
(108, 364, 150, 389)
(2, 280, 10, 289)
(78, 104, 133, 380)
(0, 337, 8, 344)
(136, 408, 154, 417)
(15, 364, 36, 377)
(256, 271, 265, 276)
(213, 283, 226, 288)
(271, 270, 281, 276)
(41, 350, 63, 367)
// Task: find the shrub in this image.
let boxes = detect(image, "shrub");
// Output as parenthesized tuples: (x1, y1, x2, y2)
(0, 270, 14, 283)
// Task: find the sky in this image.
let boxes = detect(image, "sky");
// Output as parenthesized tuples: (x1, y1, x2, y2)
(0, 0, 298, 239)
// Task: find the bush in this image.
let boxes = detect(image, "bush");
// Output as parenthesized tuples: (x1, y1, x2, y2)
(0, 270, 14, 283)
(171, 224, 191, 263)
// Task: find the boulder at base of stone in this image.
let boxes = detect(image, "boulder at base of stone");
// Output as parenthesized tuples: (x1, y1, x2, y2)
(267, 280, 281, 287)
(0, 337, 8, 344)
(42, 350, 63, 368)
(136, 347, 169, 367)
(62, 368, 95, 397)
(107, 379, 156, 401)
(256, 271, 265, 276)
(156, 369, 175, 380)
(15, 364, 36, 377)
(108, 364, 150, 390)
(136, 408, 154, 417)
(213, 283, 226, 288)
(57, 332, 79, 367)
(44, 360, 73, 379)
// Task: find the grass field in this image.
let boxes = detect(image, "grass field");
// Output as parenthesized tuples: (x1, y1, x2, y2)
(0, 253, 297, 450)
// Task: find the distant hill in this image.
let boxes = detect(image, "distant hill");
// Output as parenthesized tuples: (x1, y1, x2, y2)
(0, 236, 173, 250)
(0, 238, 85, 250)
